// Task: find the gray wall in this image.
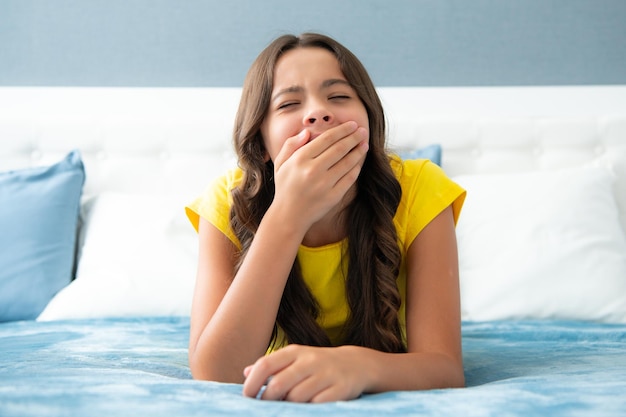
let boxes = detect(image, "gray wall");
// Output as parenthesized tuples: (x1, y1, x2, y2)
(1, 0, 625, 87)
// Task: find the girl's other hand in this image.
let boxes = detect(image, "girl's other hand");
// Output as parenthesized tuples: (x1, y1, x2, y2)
(242, 345, 370, 403)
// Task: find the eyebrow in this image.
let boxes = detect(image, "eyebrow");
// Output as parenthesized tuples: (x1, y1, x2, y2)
(321, 78, 351, 89)
(271, 79, 351, 102)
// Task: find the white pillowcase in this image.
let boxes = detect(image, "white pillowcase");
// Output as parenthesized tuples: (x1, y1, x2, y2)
(603, 149, 626, 233)
(38, 193, 198, 320)
(455, 163, 626, 323)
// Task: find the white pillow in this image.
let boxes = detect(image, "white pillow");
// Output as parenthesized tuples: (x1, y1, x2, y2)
(602, 149, 626, 234)
(38, 193, 198, 320)
(455, 163, 626, 323)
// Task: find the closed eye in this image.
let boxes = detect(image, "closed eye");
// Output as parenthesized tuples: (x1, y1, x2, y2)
(277, 101, 299, 110)
(329, 95, 350, 101)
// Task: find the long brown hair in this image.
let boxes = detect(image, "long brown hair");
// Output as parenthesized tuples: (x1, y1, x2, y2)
(230, 33, 405, 353)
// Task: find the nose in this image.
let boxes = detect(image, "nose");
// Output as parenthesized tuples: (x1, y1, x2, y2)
(307, 115, 331, 124)
(304, 101, 333, 126)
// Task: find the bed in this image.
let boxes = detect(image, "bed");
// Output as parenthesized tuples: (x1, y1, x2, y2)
(1, 86, 626, 416)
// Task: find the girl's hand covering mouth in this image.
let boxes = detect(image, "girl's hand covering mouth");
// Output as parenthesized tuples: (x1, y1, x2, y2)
(268, 120, 368, 235)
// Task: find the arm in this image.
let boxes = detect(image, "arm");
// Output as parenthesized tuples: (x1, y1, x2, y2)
(188, 214, 303, 382)
(368, 204, 465, 391)
(189, 122, 369, 382)
(242, 205, 464, 401)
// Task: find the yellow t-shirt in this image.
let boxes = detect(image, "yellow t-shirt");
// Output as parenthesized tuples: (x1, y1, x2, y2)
(186, 156, 466, 346)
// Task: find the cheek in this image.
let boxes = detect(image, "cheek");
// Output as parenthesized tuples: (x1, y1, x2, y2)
(261, 128, 286, 162)
(260, 122, 276, 159)
(349, 105, 370, 138)
(262, 118, 301, 161)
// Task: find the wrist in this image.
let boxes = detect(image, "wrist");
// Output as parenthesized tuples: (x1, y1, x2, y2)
(337, 345, 381, 394)
(262, 201, 310, 242)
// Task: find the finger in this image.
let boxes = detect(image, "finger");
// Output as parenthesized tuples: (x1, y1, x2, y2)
(282, 374, 332, 403)
(326, 136, 368, 191)
(306, 121, 359, 159)
(241, 350, 297, 399)
(313, 126, 368, 173)
(310, 385, 354, 403)
(273, 129, 309, 171)
(309, 377, 361, 403)
(261, 365, 312, 401)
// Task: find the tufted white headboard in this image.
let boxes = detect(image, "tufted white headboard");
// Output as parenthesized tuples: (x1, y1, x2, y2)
(380, 86, 626, 175)
(1, 86, 625, 201)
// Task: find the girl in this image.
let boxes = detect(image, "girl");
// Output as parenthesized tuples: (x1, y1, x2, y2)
(185, 32, 466, 403)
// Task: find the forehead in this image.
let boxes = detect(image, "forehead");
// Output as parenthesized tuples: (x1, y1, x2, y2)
(273, 47, 345, 86)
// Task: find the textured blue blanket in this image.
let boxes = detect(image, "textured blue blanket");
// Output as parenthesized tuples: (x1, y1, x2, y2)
(1, 318, 625, 416)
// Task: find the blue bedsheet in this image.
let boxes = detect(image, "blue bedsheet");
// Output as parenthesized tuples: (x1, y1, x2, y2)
(1, 317, 625, 416)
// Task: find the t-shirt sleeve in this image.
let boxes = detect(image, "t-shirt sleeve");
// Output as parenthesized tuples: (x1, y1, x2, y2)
(185, 169, 241, 248)
(397, 159, 466, 249)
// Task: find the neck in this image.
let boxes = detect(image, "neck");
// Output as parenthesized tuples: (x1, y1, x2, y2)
(302, 216, 345, 247)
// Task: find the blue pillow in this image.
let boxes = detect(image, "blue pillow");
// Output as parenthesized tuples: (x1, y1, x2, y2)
(398, 144, 442, 166)
(0, 150, 85, 322)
